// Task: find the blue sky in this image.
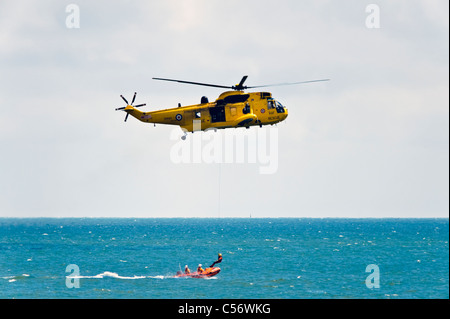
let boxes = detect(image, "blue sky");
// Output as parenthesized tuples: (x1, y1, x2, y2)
(0, 0, 448, 217)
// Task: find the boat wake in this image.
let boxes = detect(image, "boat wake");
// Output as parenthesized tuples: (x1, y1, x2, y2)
(69, 271, 170, 280)
(2, 274, 31, 282)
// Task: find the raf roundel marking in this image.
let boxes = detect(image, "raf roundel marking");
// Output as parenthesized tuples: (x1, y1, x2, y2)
(175, 114, 183, 121)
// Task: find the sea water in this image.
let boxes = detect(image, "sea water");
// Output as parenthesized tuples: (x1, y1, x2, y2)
(0, 218, 448, 299)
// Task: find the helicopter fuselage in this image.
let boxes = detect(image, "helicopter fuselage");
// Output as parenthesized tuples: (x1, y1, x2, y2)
(123, 91, 288, 133)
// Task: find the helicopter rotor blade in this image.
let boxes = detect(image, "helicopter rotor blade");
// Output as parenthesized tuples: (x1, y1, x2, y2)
(120, 95, 129, 105)
(153, 76, 329, 91)
(124, 113, 129, 122)
(247, 79, 330, 89)
(237, 75, 248, 89)
(131, 92, 137, 105)
(153, 77, 232, 90)
(238, 75, 248, 87)
(233, 75, 248, 90)
(133, 103, 146, 108)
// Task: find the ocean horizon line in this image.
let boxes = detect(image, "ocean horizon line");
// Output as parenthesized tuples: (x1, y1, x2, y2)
(0, 216, 448, 220)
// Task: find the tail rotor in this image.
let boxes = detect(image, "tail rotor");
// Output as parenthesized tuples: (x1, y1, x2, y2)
(115, 92, 146, 122)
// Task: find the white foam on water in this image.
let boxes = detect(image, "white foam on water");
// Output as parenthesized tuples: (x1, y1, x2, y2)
(70, 271, 145, 280)
(3, 274, 31, 282)
(68, 272, 175, 280)
(146, 275, 166, 279)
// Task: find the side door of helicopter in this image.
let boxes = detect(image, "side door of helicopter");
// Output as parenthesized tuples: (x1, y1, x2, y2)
(209, 105, 226, 123)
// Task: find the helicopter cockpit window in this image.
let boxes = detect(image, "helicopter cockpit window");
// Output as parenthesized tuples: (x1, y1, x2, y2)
(267, 99, 275, 109)
(195, 111, 201, 118)
(275, 101, 285, 113)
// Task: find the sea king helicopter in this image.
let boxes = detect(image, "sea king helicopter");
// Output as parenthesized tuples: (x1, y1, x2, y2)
(115, 76, 329, 139)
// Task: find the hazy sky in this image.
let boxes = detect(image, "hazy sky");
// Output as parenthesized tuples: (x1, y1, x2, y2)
(0, 0, 448, 218)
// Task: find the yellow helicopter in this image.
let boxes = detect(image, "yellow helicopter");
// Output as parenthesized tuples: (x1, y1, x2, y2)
(115, 76, 329, 139)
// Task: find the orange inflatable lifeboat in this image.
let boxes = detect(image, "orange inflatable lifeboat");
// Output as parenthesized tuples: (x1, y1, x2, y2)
(175, 267, 220, 278)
